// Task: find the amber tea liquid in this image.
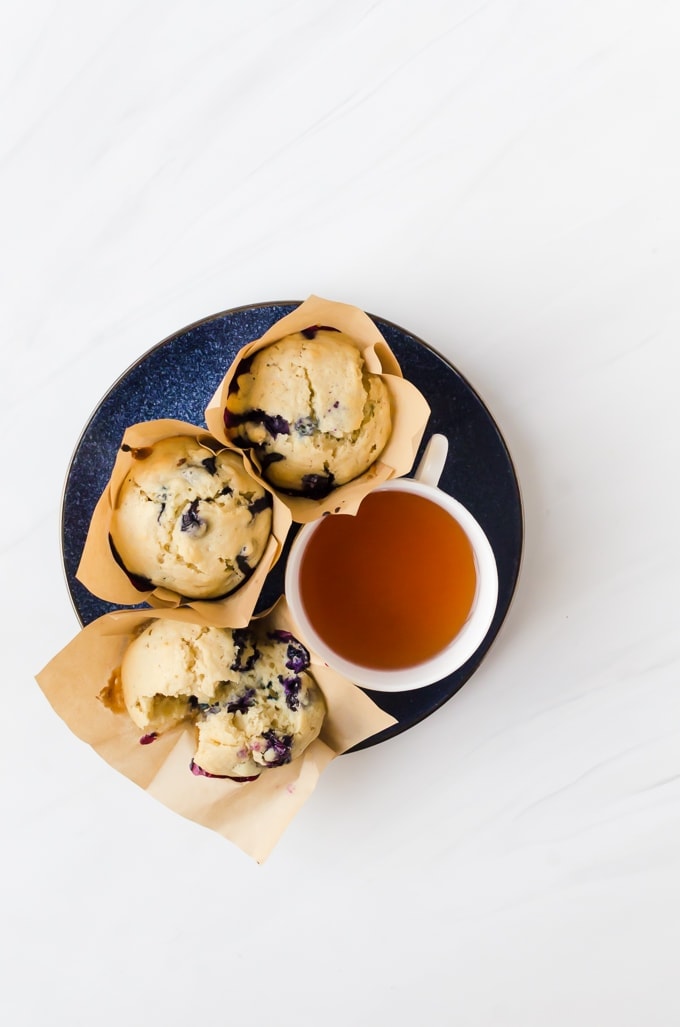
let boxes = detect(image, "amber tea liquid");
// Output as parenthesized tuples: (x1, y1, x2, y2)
(298, 489, 478, 670)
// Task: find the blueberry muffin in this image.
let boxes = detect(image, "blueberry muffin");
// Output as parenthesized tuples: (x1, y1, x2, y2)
(225, 328, 392, 498)
(109, 436, 273, 599)
(119, 619, 326, 779)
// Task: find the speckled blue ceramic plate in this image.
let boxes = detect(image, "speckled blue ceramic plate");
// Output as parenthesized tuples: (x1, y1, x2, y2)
(61, 301, 523, 751)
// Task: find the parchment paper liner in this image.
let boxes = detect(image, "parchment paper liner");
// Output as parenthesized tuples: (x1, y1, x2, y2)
(205, 295, 431, 523)
(76, 419, 292, 628)
(36, 598, 396, 862)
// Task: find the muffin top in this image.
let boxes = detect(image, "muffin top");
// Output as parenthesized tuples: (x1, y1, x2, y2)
(225, 328, 392, 497)
(109, 436, 273, 599)
(119, 619, 326, 779)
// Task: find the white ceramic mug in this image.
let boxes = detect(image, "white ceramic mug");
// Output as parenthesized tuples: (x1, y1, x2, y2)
(284, 434, 499, 691)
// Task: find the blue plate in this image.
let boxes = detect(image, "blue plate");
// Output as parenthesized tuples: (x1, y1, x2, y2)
(61, 302, 523, 750)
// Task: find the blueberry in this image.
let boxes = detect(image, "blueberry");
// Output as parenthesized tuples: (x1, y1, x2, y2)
(236, 553, 251, 577)
(201, 455, 217, 474)
(231, 630, 259, 672)
(269, 632, 311, 673)
(270, 629, 294, 642)
(248, 494, 272, 517)
(279, 675, 301, 711)
(294, 416, 317, 436)
(226, 688, 256, 714)
(256, 410, 290, 438)
(180, 498, 204, 533)
(231, 353, 256, 385)
(286, 639, 310, 673)
(301, 472, 335, 499)
(197, 700, 220, 715)
(261, 730, 293, 767)
(224, 407, 246, 431)
(125, 569, 154, 591)
(226, 408, 290, 439)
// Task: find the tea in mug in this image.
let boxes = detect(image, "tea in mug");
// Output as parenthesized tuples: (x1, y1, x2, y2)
(298, 489, 478, 671)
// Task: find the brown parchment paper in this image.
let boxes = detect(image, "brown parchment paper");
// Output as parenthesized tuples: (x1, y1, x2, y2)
(205, 295, 431, 523)
(76, 419, 292, 628)
(35, 599, 396, 863)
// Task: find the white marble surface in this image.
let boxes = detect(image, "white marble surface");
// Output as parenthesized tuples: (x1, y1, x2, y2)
(3, 0, 679, 1023)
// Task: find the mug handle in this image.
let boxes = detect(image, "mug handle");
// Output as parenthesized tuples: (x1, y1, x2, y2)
(413, 434, 449, 488)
